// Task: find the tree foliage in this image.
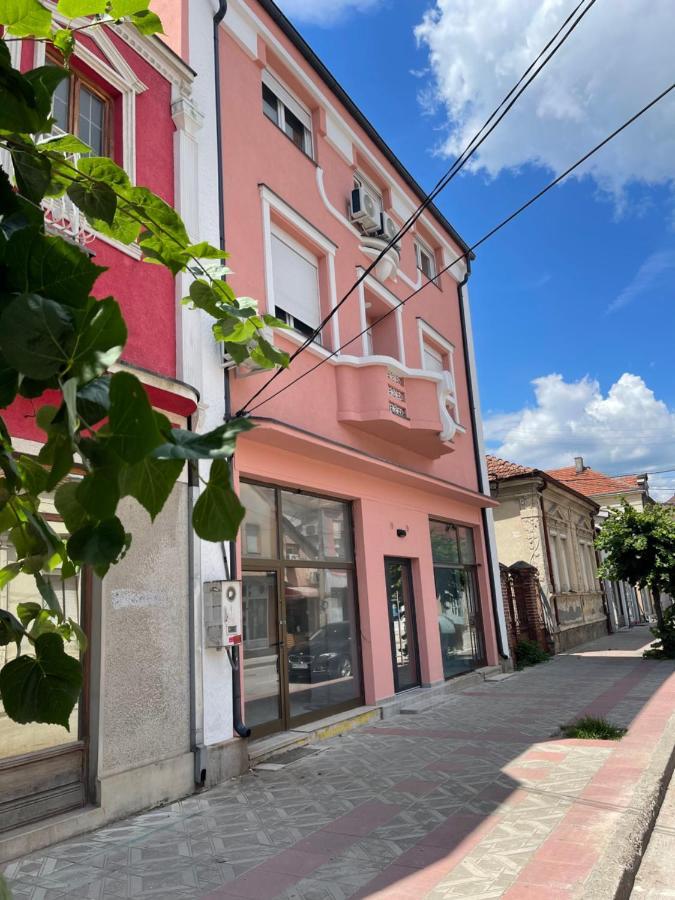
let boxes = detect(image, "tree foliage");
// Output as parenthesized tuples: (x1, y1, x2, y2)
(0, 2, 288, 733)
(596, 501, 675, 631)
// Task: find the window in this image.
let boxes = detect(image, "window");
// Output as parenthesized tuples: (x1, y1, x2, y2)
(416, 240, 437, 283)
(550, 531, 573, 592)
(270, 226, 322, 344)
(580, 542, 597, 591)
(261, 71, 313, 157)
(429, 520, 485, 678)
(422, 341, 445, 373)
(48, 52, 110, 155)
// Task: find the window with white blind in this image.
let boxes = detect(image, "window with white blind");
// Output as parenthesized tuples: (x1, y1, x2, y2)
(422, 342, 445, 373)
(416, 240, 437, 283)
(270, 226, 322, 344)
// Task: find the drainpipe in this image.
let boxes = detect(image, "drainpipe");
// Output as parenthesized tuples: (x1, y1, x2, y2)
(457, 263, 508, 660)
(213, 0, 250, 740)
(187, 414, 207, 784)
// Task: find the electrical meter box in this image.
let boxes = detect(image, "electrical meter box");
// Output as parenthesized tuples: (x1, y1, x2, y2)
(203, 580, 242, 648)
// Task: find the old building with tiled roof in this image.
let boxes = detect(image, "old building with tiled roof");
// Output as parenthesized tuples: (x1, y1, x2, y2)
(487, 454, 607, 652)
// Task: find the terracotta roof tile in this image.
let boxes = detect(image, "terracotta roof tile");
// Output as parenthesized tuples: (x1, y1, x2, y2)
(486, 455, 536, 481)
(545, 466, 640, 497)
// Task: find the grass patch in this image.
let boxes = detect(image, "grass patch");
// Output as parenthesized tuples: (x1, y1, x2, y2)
(514, 639, 550, 670)
(560, 716, 626, 741)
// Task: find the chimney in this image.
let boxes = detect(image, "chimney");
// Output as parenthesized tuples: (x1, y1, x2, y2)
(574, 456, 585, 474)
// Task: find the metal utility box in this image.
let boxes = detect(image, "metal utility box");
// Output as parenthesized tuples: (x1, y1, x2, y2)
(204, 580, 242, 648)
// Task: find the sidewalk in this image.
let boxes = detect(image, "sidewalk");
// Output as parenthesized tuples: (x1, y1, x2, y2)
(3, 628, 675, 899)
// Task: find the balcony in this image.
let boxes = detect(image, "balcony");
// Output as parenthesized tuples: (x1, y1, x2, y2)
(335, 358, 460, 458)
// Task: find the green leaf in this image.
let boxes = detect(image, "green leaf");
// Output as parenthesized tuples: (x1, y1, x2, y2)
(38, 132, 92, 155)
(11, 146, 52, 204)
(56, 0, 107, 16)
(0, 349, 19, 408)
(54, 481, 89, 534)
(192, 459, 244, 542)
(6, 230, 105, 309)
(0, 632, 82, 728)
(67, 516, 128, 576)
(76, 155, 130, 190)
(0, 293, 74, 379)
(38, 428, 74, 490)
(67, 179, 117, 226)
(252, 336, 289, 369)
(52, 27, 76, 60)
(67, 617, 87, 652)
(109, 0, 148, 15)
(24, 65, 70, 118)
(77, 468, 120, 519)
(119, 456, 182, 520)
(213, 317, 259, 344)
(0, 562, 21, 589)
(16, 601, 42, 627)
(152, 418, 253, 461)
(0, 607, 24, 647)
(186, 242, 227, 260)
(108, 372, 163, 464)
(76, 375, 110, 426)
(129, 9, 162, 34)
(70, 297, 127, 381)
(1, 0, 52, 37)
(17, 455, 48, 494)
(35, 572, 63, 617)
(186, 280, 223, 318)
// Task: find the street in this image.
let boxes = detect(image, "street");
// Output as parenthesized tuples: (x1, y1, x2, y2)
(4, 628, 675, 899)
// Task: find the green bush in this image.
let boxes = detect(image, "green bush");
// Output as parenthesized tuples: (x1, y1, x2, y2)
(514, 639, 550, 670)
(643, 605, 675, 659)
(560, 716, 626, 740)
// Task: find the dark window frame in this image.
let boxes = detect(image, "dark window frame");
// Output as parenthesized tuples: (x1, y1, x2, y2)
(47, 49, 113, 156)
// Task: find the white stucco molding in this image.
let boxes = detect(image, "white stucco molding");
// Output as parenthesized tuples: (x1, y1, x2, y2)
(228, 0, 464, 273)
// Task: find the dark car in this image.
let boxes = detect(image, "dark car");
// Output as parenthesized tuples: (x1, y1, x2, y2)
(288, 621, 353, 682)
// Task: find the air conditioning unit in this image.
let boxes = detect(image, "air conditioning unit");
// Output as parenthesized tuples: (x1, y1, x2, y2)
(379, 213, 400, 249)
(350, 186, 381, 232)
(204, 580, 242, 648)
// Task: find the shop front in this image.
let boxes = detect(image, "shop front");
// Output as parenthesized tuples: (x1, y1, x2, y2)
(240, 482, 363, 737)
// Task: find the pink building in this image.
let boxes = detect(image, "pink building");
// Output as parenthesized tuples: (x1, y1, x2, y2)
(164, 0, 508, 741)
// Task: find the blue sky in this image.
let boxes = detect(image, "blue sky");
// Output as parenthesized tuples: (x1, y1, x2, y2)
(276, 0, 675, 498)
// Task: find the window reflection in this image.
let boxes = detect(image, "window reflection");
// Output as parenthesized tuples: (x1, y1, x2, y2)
(281, 491, 351, 562)
(286, 568, 360, 719)
(240, 483, 277, 559)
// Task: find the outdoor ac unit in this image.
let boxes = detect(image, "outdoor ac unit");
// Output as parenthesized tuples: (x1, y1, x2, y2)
(204, 580, 242, 648)
(350, 186, 381, 232)
(379, 213, 400, 249)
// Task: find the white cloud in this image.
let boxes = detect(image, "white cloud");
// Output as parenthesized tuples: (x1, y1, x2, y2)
(276, 0, 382, 26)
(415, 0, 675, 201)
(484, 373, 675, 501)
(608, 249, 675, 313)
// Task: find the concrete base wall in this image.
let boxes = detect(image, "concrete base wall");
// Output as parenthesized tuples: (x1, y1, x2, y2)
(553, 618, 609, 653)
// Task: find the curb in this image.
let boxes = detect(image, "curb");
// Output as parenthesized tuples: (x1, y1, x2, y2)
(583, 696, 675, 899)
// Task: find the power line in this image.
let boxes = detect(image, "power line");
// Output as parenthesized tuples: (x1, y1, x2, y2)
(239, 0, 600, 414)
(241, 80, 675, 416)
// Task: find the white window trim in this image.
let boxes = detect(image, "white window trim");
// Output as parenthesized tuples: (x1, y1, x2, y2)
(260, 185, 337, 353)
(356, 271, 405, 366)
(224, 0, 467, 279)
(262, 69, 313, 157)
(549, 533, 562, 593)
(415, 238, 437, 282)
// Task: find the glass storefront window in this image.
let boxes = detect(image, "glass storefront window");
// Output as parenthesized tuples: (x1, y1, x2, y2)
(241, 483, 360, 736)
(240, 483, 277, 559)
(430, 519, 484, 679)
(281, 491, 351, 562)
(286, 568, 360, 720)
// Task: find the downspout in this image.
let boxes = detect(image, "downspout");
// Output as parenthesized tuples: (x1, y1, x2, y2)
(457, 262, 508, 660)
(213, 0, 250, 740)
(187, 414, 207, 784)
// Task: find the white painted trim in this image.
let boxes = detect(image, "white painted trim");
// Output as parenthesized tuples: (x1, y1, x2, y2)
(8, 37, 22, 68)
(259, 185, 337, 254)
(228, 0, 464, 266)
(11, 437, 44, 456)
(316, 167, 360, 237)
(327, 254, 340, 350)
(357, 267, 406, 366)
(110, 361, 199, 406)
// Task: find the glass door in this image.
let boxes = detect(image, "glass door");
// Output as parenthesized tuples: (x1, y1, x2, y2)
(385, 558, 420, 692)
(242, 571, 284, 736)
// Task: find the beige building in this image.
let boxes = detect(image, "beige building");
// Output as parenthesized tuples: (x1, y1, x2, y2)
(548, 457, 654, 628)
(487, 456, 608, 652)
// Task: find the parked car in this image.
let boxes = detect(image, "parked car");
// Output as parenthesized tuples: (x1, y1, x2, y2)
(288, 621, 353, 682)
